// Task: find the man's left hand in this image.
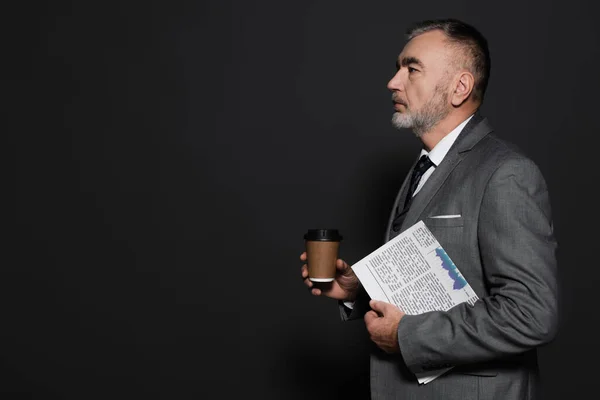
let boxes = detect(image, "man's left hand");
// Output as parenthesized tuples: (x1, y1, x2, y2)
(364, 300, 405, 353)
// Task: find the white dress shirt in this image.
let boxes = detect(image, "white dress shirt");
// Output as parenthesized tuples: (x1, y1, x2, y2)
(412, 114, 474, 197)
(344, 114, 474, 310)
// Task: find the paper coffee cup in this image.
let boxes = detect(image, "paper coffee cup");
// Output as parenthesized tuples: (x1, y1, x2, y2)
(304, 229, 343, 282)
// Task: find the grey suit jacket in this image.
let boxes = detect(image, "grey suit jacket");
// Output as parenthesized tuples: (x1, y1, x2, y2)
(341, 113, 558, 400)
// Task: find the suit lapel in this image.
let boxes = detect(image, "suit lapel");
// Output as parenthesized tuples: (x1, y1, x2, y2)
(401, 146, 464, 230)
(387, 113, 494, 239)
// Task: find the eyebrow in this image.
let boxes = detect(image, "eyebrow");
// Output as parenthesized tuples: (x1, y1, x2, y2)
(396, 56, 425, 70)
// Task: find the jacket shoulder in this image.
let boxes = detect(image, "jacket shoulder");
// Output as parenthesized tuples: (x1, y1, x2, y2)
(475, 133, 541, 171)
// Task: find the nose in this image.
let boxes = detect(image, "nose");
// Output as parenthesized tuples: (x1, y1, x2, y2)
(387, 69, 404, 92)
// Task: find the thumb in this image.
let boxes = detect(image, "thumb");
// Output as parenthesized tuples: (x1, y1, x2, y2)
(364, 310, 378, 325)
(369, 300, 383, 311)
(369, 300, 388, 314)
(336, 258, 349, 271)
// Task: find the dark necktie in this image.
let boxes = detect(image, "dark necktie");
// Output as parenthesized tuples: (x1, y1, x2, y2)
(404, 154, 435, 209)
(392, 154, 435, 231)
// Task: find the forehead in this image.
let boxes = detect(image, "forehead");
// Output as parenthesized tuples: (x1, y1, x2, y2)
(398, 30, 451, 68)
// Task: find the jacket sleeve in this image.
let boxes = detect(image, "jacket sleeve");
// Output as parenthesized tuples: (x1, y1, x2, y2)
(338, 285, 371, 321)
(396, 157, 559, 374)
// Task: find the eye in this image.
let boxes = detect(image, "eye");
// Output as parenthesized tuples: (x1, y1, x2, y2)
(408, 67, 417, 73)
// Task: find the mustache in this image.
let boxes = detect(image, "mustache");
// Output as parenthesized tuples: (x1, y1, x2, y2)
(391, 94, 407, 107)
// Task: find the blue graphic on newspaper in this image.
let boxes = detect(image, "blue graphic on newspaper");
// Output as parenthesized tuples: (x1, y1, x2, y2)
(434, 248, 467, 290)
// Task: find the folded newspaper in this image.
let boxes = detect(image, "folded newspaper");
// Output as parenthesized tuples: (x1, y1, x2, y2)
(351, 220, 479, 384)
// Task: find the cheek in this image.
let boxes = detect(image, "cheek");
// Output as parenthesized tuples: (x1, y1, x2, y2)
(410, 85, 435, 107)
(406, 88, 424, 108)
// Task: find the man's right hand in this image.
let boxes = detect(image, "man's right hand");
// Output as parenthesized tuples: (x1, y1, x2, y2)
(300, 252, 360, 301)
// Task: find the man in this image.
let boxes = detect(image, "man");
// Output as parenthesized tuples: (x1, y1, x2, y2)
(300, 19, 558, 399)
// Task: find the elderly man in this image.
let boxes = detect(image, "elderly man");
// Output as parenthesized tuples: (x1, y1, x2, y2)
(301, 18, 558, 399)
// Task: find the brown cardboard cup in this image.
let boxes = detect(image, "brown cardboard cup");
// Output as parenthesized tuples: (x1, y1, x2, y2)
(304, 229, 343, 282)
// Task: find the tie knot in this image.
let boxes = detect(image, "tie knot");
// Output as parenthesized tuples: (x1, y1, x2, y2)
(416, 155, 434, 173)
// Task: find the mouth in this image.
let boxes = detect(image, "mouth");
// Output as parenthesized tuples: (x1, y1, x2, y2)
(393, 102, 407, 111)
(391, 95, 407, 110)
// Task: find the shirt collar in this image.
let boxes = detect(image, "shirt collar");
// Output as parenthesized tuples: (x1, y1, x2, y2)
(419, 114, 475, 166)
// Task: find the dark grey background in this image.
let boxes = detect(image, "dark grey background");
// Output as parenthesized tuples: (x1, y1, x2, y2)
(7, 1, 598, 399)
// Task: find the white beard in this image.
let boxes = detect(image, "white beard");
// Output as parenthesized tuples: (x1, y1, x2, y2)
(391, 112, 417, 130)
(391, 84, 451, 137)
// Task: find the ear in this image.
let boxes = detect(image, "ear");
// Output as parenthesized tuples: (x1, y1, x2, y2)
(451, 71, 475, 106)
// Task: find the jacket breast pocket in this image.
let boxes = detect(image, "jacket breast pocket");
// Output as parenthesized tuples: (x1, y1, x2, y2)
(425, 215, 464, 228)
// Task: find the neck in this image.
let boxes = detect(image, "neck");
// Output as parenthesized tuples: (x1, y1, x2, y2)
(419, 105, 479, 151)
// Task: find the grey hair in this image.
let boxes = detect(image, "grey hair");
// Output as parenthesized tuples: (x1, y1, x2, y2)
(407, 19, 491, 103)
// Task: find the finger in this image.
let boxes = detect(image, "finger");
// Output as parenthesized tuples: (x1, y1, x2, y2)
(300, 252, 307, 261)
(369, 300, 386, 314)
(303, 277, 314, 288)
(336, 259, 349, 271)
(311, 287, 321, 296)
(364, 310, 378, 325)
(301, 264, 308, 278)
